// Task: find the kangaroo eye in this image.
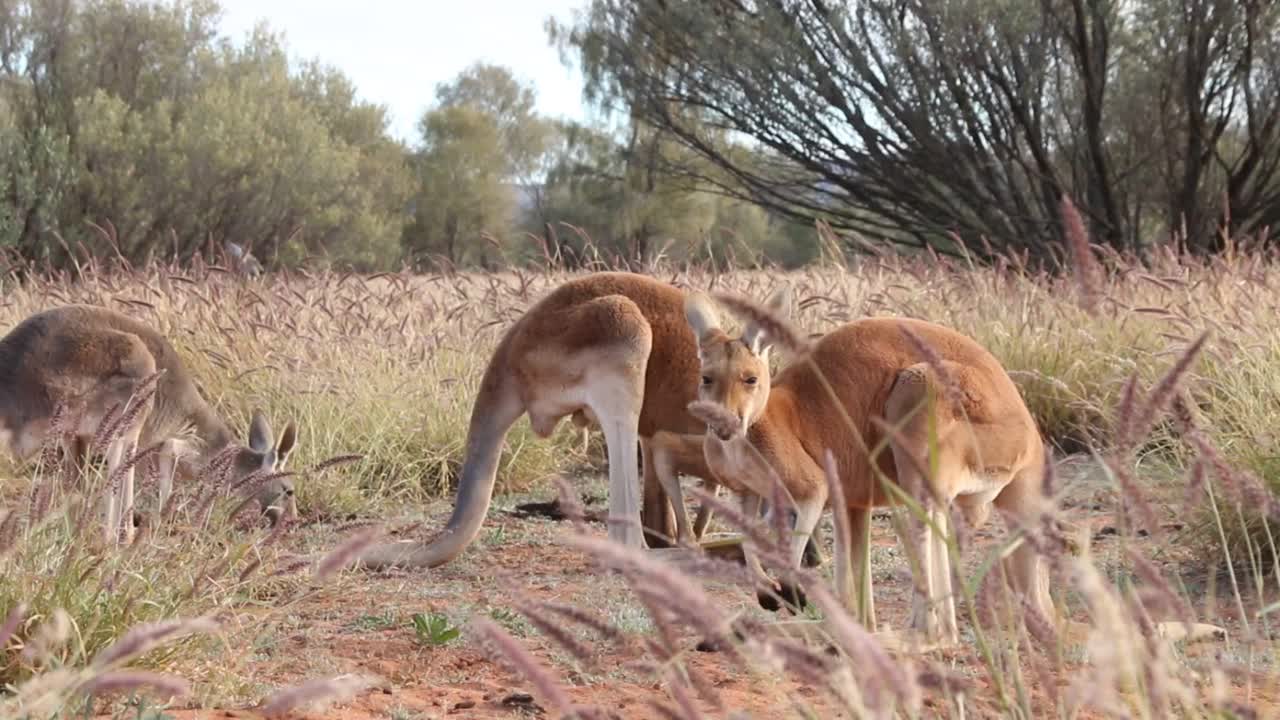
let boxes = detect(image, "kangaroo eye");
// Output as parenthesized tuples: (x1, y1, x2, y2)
(701, 376, 713, 386)
(745, 376, 758, 385)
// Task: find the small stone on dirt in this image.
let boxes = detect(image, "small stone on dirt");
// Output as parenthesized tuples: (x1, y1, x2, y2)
(452, 699, 476, 711)
(502, 692, 544, 713)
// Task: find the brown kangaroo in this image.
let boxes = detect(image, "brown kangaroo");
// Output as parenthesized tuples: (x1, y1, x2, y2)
(355, 271, 747, 569)
(679, 286, 1056, 647)
(0, 304, 299, 543)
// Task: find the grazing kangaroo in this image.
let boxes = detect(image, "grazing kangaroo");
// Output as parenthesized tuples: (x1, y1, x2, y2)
(0, 305, 300, 542)
(680, 287, 1055, 646)
(356, 272, 718, 569)
(356, 272, 832, 570)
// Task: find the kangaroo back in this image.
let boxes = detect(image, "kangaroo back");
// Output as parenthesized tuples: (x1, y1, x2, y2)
(0, 305, 230, 455)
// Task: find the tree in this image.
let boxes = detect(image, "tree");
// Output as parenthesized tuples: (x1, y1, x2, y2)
(403, 105, 514, 268)
(404, 64, 558, 268)
(434, 63, 554, 185)
(0, 0, 412, 270)
(535, 120, 714, 266)
(550, 0, 1280, 262)
(535, 119, 814, 268)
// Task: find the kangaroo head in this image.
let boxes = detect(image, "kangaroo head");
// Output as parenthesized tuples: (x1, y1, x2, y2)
(233, 409, 299, 525)
(684, 284, 793, 436)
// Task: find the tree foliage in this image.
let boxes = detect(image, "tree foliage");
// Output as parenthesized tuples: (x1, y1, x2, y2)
(533, 120, 813, 268)
(6, 0, 1271, 271)
(403, 104, 514, 268)
(0, 0, 411, 270)
(434, 63, 555, 184)
(551, 0, 1280, 262)
(404, 63, 567, 269)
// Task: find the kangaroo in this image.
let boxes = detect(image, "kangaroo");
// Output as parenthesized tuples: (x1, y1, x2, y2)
(680, 286, 1055, 646)
(0, 305, 300, 543)
(647, 430, 721, 542)
(355, 272, 830, 570)
(569, 409, 721, 542)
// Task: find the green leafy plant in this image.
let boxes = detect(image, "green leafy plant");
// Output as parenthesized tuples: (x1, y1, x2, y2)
(410, 612, 460, 647)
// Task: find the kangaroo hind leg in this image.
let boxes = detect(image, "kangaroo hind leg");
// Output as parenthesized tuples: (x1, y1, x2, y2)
(884, 363, 962, 647)
(92, 332, 158, 545)
(835, 505, 876, 630)
(571, 295, 653, 550)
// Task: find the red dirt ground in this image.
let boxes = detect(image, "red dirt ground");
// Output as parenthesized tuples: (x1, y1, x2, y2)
(116, 456, 1279, 718)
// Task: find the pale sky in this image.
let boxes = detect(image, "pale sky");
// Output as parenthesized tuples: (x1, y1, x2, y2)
(213, 0, 595, 144)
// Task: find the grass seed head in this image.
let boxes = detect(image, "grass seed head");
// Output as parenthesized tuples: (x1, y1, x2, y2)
(81, 670, 191, 700)
(687, 400, 742, 441)
(260, 673, 373, 717)
(314, 525, 384, 580)
(711, 290, 812, 357)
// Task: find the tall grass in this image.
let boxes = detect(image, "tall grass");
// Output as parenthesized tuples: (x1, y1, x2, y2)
(1, 395, 307, 714)
(1, 262, 598, 520)
(2, 239, 1280, 716)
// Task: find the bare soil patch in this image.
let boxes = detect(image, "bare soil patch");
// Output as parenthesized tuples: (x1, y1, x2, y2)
(117, 454, 1278, 719)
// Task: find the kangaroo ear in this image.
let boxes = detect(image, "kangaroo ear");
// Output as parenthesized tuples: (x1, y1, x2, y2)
(247, 409, 273, 453)
(275, 421, 298, 468)
(742, 283, 794, 356)
(684, 292, 722, 345)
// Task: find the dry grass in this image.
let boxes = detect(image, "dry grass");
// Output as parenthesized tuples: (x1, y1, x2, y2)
(1, 245, 1279, 717)
(0, 262, 602, 519)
